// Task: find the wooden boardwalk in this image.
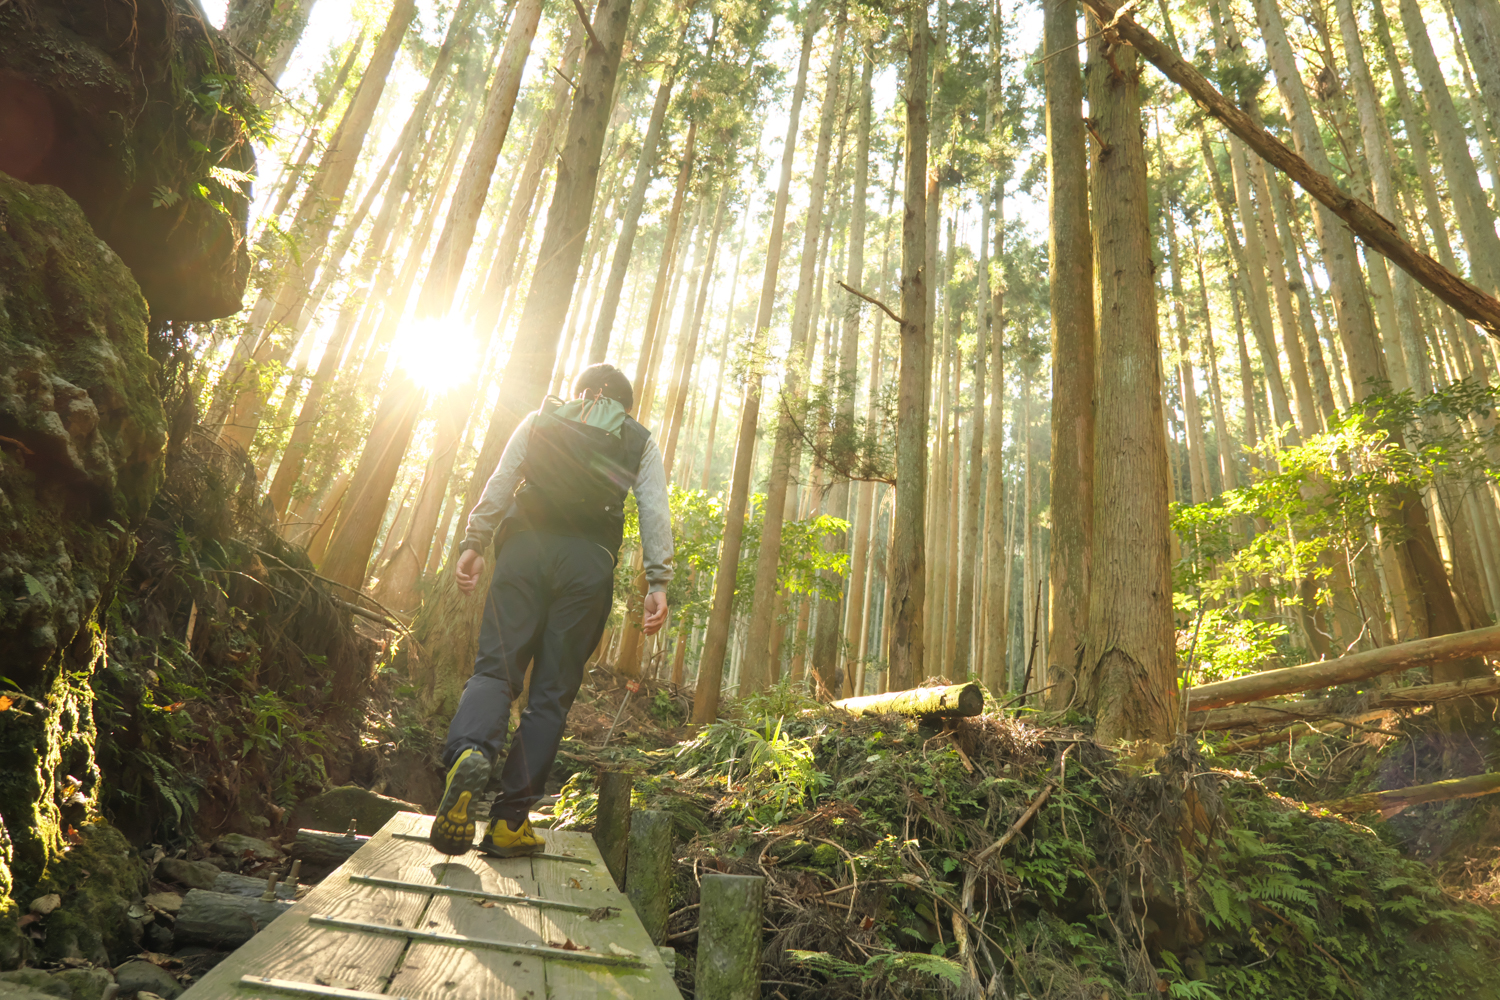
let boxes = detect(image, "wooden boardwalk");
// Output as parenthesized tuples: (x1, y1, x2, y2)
(181, 811, 681, 1000)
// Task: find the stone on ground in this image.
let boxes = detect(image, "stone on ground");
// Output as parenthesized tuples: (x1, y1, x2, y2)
(113, 961, 181, 999)
(289, 786, 420, 836)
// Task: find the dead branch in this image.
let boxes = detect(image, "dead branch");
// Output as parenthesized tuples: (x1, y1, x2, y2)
(836, 281, 903, 325)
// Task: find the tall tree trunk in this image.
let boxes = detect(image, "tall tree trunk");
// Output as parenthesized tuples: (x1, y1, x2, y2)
(1043, 0, 1093, 708)
(691, 5, 820, 724)
(699, 217, 751, 491)
(1076, 26, 1177, 744)
(742, 13, 847, 693)
(1448, 0, 1500, 129)
(417, 0, 546, 314)
(887, 0, 930, 691)
(216, 0, 419, 454)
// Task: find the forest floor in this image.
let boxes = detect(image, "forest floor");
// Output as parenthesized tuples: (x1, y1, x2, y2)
(28, 433, 1500, 999)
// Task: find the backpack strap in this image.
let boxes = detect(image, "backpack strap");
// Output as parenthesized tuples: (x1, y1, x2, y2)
(620, 416, 650, 476)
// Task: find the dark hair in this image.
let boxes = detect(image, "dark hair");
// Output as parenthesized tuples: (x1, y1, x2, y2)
(572, 362, 634, 411)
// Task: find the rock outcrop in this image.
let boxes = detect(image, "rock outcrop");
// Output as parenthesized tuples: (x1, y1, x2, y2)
(0, 0, 256, 320)
(0, 173, 167, 959)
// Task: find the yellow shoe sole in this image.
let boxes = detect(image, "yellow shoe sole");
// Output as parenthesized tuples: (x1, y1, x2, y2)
(428, 751, 490, 855)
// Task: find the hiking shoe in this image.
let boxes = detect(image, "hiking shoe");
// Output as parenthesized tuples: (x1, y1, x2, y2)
(428, 749, 491, 855)
(478, 819, 545, 858)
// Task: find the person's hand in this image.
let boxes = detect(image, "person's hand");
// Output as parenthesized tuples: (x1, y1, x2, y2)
(455, 549, 485, 595)
(642, 591, 668, 635)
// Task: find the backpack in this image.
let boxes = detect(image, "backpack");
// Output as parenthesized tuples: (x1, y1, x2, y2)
(511, 396, 649, 559)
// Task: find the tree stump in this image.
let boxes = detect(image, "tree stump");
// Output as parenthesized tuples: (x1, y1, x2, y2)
(697, 873, 764, 1000)
(594, 770, 632, 890)
(626, 810, 672, 944)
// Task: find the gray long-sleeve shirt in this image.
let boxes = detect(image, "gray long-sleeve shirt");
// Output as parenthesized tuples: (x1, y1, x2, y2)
(459, 412, 675, 592)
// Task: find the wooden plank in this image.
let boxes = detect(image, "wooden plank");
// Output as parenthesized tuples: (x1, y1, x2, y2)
(181, 813, 437, 1000)
(531, 831, 681, 1000)
(385, 837, 546, 1000)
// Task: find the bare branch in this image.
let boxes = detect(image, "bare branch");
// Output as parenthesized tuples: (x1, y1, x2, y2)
(837, 280, 903, 326)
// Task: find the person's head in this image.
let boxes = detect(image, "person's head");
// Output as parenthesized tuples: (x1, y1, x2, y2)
(572, 362, 634, 411)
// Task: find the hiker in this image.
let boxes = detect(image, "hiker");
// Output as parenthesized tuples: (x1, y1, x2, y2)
(428, 363, 673, 856)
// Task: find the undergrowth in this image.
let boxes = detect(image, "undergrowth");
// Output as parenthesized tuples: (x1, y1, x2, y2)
(92, 428, 380, 845)
(551, 684, 1500, 999)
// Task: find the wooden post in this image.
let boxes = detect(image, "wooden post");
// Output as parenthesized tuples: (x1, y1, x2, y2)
(697, 873, 764, 1000)
(593, 770, 632, 890)
(626, 809, 672, 944)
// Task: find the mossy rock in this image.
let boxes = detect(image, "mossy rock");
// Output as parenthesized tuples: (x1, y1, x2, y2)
(0, 174, 165, 893)
(0, 0, 256, 319)
(35, 821, 146, 965)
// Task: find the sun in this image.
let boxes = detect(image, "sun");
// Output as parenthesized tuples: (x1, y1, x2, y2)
(391, 313, 479, 395)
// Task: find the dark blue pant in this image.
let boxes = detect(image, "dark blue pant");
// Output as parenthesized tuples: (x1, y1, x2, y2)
(444, 530, 614, 825)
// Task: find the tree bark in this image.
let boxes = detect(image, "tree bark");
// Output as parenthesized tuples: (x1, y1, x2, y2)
(1193, 675, 1500, 732)
(1316, 772, 1500, 817)
(831, 682, 982, 718)
(1075, 26, 1177, 744)
(691, 6, 820, 724)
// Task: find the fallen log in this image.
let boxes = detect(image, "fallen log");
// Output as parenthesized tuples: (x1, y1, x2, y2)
(1191, 675, 1500, 731)
(175, 889, 293, 947)
(832, 683, 983, 718)
(1073, 0, 1500, 336)
(1314, 772, 1500, 818)
(1218, 717, 1399, 754)
(1188, 626, 1500, 712)
(288, 828, 368, 869)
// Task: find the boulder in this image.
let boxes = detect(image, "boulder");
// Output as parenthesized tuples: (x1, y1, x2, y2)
(211, 835, 277, 861)
(155, 859, 218, 892)
(289, 786, 420, 837)
(33, 823, 146, 965)
(0, 967, 113, 1000)
(0, 0, 254, 320)
(112, 961, 180, 1000)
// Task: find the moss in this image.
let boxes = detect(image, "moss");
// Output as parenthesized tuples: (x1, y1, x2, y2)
(0, 175, 165, 900)
(35, 821, 146, 965)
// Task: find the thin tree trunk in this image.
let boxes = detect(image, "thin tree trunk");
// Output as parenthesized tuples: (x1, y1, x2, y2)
(1042, 0, 1093, 708)
(216, 0, 419, 453)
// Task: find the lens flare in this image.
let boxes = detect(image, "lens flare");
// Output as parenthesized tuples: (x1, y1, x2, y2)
(392, 313, 478, 394)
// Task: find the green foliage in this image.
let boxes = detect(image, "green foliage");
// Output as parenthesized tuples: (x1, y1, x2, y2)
(1172, 379, 1500, 678)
